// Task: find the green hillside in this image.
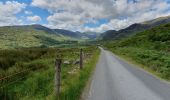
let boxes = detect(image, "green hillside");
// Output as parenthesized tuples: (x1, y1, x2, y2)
(0, 26, 77, 49)
(104, 23, 170, 80)
(113, 23, 170, 50)
(101, 15, 170, 40)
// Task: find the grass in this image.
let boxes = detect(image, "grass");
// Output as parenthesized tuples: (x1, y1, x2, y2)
(0, 46, 100, 100)
(57, 49, 99, 100)
(108, 48, 163, 78)
(104, 23, 170, 81)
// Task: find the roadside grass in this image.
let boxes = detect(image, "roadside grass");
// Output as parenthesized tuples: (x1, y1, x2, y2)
(105, 46, 170, 81)
(109, 48, 162, 79)
(0, 47, 99, 100)
(103, 23, 170, 81)
(57, 49, 99, 100)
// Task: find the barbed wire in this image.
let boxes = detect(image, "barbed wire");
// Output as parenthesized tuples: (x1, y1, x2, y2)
(0, 76, 26, 89)
(0, 68, 31, 81)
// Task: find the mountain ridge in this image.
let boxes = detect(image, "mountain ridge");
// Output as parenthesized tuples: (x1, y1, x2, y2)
(0, 24, 100, 49)
(101, 15, 170, 40)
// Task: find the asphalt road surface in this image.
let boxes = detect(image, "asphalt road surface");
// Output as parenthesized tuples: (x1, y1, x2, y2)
(84, 48, 170, 100)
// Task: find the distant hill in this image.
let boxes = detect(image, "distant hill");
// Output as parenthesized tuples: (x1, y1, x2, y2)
(113, 23, 170, 50)
(29, 24, 58, 35)
(0, 25, 78, 49)
(100, 30, 117, 40)
(82, 32, 100, 39)
(53, 29, 82, 38)
(53, 29, 99, 39)
(0, 24, 100, 49)
(101, 15, 170, 40)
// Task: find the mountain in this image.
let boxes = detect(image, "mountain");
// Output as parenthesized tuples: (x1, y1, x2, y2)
(100, 30, 117, 40)
(6, 24, 99, 39)
(0, 25, 77, 49)
(53, 29, 99, 39)
(53, 29, 82, 38)
(101, 15, 170, 40)
(6, 24, 58, 35)
(0, 24, 100, 49)
(111, 23, 170, 49)
(28, 24, 58, 34)
(82, 32, 100, 39)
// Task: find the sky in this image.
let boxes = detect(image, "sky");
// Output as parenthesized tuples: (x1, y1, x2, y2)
(1, 0, 170, 32)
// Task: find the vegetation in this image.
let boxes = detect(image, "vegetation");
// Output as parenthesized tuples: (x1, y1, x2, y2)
(104, 23, 170, 80)
(0, 26, 78, 49)
(0, 47, 99, 100)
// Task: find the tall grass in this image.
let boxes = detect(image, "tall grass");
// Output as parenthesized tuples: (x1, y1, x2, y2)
(0, 46, 99, 100)
(57, 49, 99, 100)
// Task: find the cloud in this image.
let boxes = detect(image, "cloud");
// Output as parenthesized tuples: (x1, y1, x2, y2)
(0, 1, 26, 26)
(25, 11, 32, 15)
(27, 15, 41, 22)
(31, 0, 114, 31)
(32, 0, 170, 32)
(84, 19, 132, 32)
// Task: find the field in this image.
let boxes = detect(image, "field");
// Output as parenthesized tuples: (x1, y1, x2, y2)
(0, 47, 99, 100)
(104, 23, 170, 80)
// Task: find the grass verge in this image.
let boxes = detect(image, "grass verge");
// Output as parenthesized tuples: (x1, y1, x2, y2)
(105, 47, 170, 81)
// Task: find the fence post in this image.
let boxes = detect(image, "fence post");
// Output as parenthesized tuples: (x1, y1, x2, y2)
(55, 59, 62, 97)
(80, 48, 83, 70)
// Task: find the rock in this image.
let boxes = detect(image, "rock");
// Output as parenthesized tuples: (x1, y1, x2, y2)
(68, 68, 78, 74)
(63, 61, 70, 64)
(74, 59, 80, 65)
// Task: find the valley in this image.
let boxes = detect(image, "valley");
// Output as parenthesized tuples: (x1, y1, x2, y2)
(0, 24, 99, 49)
(0, 15, 170, 100)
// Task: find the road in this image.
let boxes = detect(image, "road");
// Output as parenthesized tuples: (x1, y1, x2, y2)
(83, 48, 170, 100)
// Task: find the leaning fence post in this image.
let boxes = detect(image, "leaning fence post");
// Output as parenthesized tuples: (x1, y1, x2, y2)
(80, 48, 83, 70)
(55, 59, 62, 97)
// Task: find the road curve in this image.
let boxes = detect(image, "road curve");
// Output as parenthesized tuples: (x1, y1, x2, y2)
(83, 48, 170, 100)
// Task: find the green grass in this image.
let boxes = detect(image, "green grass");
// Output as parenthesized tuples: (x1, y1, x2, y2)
(57, 49, 99, 100)
(0, 47, 99, 100)
(104, 23, 170, 80)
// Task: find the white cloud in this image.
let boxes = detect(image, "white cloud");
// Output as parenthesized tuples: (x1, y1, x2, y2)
(25, 11, 32, 15)
(0, 1, 26, 26)
(27, 15, 41, 22)
(32, 0, 170, 32)
(85, 19, 132, 32)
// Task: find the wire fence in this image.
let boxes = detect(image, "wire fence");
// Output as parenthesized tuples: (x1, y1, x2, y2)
(0, 65, 45, 99)
(0, 49, 92, 99)
(0, 69, 31, 88)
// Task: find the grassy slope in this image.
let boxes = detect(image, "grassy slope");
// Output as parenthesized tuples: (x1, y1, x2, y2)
(104, 23, 170, 80)
(0, 27, 77, 49)
(0, 47, 99, 100)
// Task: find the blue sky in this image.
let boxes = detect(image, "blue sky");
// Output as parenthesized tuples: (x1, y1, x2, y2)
(1, 0, 170, 32)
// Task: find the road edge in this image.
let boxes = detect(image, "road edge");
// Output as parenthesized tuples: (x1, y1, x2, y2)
(106, 50, 170, 86)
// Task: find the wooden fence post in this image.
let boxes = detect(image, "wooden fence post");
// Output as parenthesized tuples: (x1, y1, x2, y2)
(55, 59, 62, 96)
(80, 48, 83, 70)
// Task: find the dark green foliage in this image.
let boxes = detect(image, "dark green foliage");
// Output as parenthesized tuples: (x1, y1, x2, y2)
(0, 48, 49, 70)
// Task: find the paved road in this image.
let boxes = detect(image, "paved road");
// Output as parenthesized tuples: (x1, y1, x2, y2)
(84, 48, 170, 100)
